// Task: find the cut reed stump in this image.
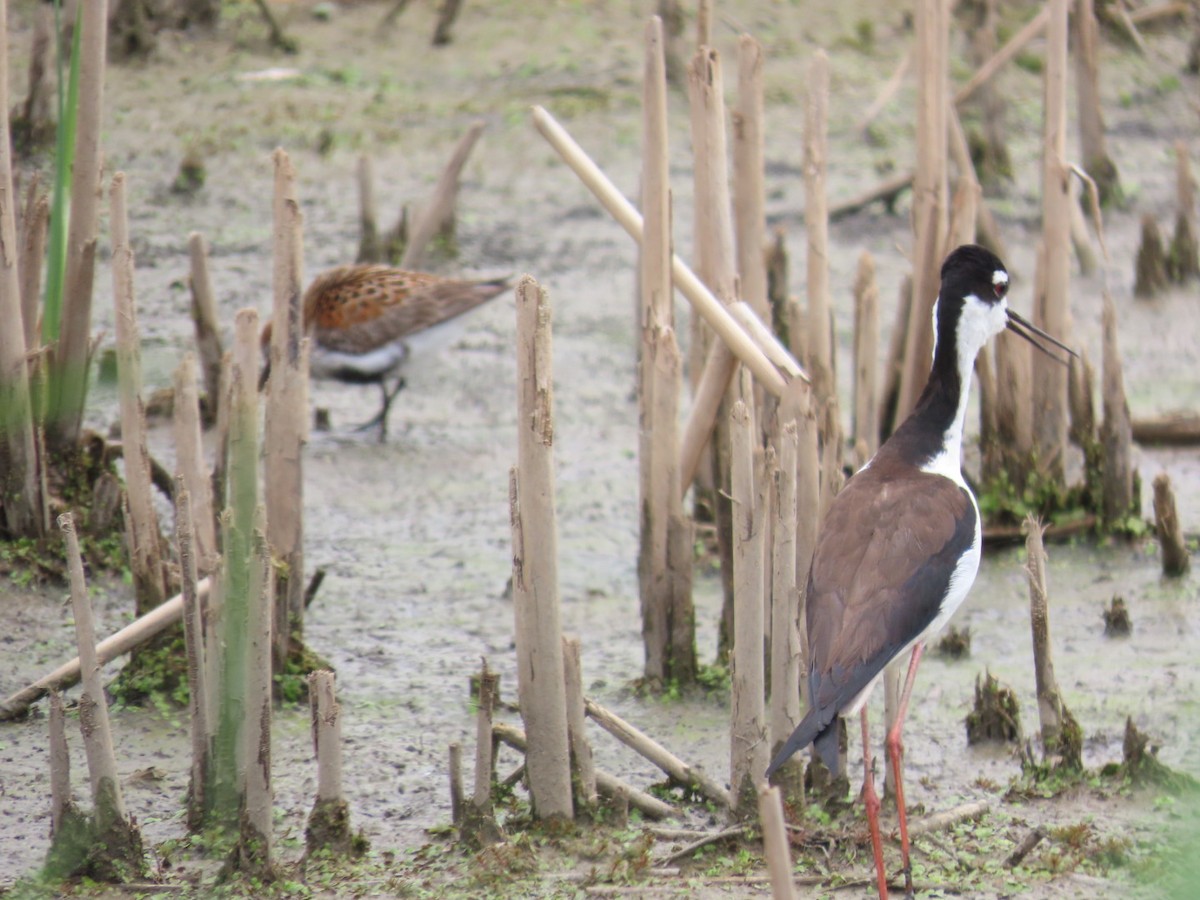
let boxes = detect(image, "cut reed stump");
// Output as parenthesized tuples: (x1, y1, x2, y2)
(511, 276, 573, 821)
(1100, 292, 1136, 526)
(461, 659, 503, 846)
(187, 232, 223, 425)
(1024, 516, 1082, 770)
(400, 121, 485, 270)
(59, 512, 147, 881)
(1168, 142, 1198, 282)
(18, 176, 49, 354)
(174, 485, 210, 832)
(45, 690, 93, 878)
(687, 45, 739, 659)
(638, 17, 693, 688)
(896, 0, 949, 426)
(173, 355, 217, 572)
(355, 155, 379, 263)
(730, 389, 768, 819)
(0, 0, 43, 540)
(1134, 214, 1169, 298)
(264, 148, 309, 679)
(1075, 0, 1122, 206)
(110, 172, 169, 613)
(1032, 0, 1073, 482)
(804, 49, 836, 420)
(768, 419, 803, 800)
(965, 671, 1021, 745)
(1152, 474, 1190, 577)
(852, 251, 880, 465)
(306, 670, 363, 856)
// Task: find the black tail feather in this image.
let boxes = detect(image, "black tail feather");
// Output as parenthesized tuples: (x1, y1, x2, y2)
(765, 707, 841, 778)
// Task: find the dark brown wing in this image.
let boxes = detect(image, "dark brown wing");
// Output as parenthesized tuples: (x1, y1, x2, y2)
(766, 462, 976, 778)
(306, 265, 509, 353)
(807, 464, 975, 702)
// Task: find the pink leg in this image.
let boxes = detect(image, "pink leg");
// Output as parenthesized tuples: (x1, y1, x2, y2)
(885, 642, 925, 900)
(861, 706, 889, 900)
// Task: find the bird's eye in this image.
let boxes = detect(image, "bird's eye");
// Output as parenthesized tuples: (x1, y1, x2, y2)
(993, 279, 1008, 300)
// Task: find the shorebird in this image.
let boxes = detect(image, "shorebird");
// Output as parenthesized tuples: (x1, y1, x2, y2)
(261, 264, 509, 440)
(765, 244, 1075, 899)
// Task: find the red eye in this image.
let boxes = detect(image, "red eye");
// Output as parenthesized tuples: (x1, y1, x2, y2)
(994, 280, 1008, 300)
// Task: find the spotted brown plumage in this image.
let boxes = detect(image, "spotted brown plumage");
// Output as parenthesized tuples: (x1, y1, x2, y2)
(305, 265, 508, 355)
(260, 264, 509, 439)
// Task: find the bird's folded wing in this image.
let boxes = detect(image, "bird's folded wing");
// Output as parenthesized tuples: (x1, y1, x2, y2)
(805, 467, 976, 713)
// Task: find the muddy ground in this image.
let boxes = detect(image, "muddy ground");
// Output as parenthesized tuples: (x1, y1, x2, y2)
(1, 0, 1199, 896)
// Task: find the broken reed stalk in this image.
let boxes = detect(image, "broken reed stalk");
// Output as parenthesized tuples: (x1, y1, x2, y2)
(237, 515, 273, 875)
(175, 485, 209, 832)
(510, 276, 573, 821)
(400, 121, 485, 270)
(1076, 0, 1120, 204)
(110, 172, 168, 613)
(18, 180, 48, 355)
(787, 385, 819, 714)
(173, 354, 217, 573)
(49, 691, 71, 835)
(804, 49, 834, 406)
(730, 386, 767, 818)
(356, 154, 378, 263)
(61, 512, 144, 861)
(47, 0, 107, 448)
(896, 0, 948, 426)
(638, 16, 685, 687)
(856, 47, 911, 136)
(1024, 515, 1079, 768)
(1100, 292, 1135, 525)
(1032, 0, 1072, 480)
(687, 44, 740, 658)
(492, 722, 674, 820)
(954, 5, 1049, 107)
(733, 34, 768, 325)
(1067, 349, 1096, 448)
(448, 743, 464, 826)
(431, 0, 463, 46)
(1152, 474, 1190, 577)
(0, 579, 209, 721)
(1171, 142, 1199, 281)
(769, 421, 801, 761)
(0, 0, 43, 539)
(472, 661, 499, 814)
(852, 251, 880, 463)
(948, 100, 1007, 261)
(757, 785, 798, 900)
(584, 697, 731, 809)
(461, 660, 502, 847)
(211, 309, 262, 828)
(186, 232, 223, 425)
(265, 147, 308, 675)
(562, 636, 598, 807)
(1133, 413, 1200, 446)
(530, 105, 790, 397)
(306, 670, 353, 854)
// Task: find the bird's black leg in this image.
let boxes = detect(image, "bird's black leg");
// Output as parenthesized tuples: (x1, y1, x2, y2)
(886, 641, 926, 900)
(353, 377, 407, 442)
(861, 707, 889, 900)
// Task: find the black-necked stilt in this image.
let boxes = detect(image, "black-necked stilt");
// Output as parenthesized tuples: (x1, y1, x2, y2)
(260, 264, 509, 440)
(765, 244, 1075, 898)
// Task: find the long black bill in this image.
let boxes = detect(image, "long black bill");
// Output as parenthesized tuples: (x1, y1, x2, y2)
(1005, 309, 1078, 367)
